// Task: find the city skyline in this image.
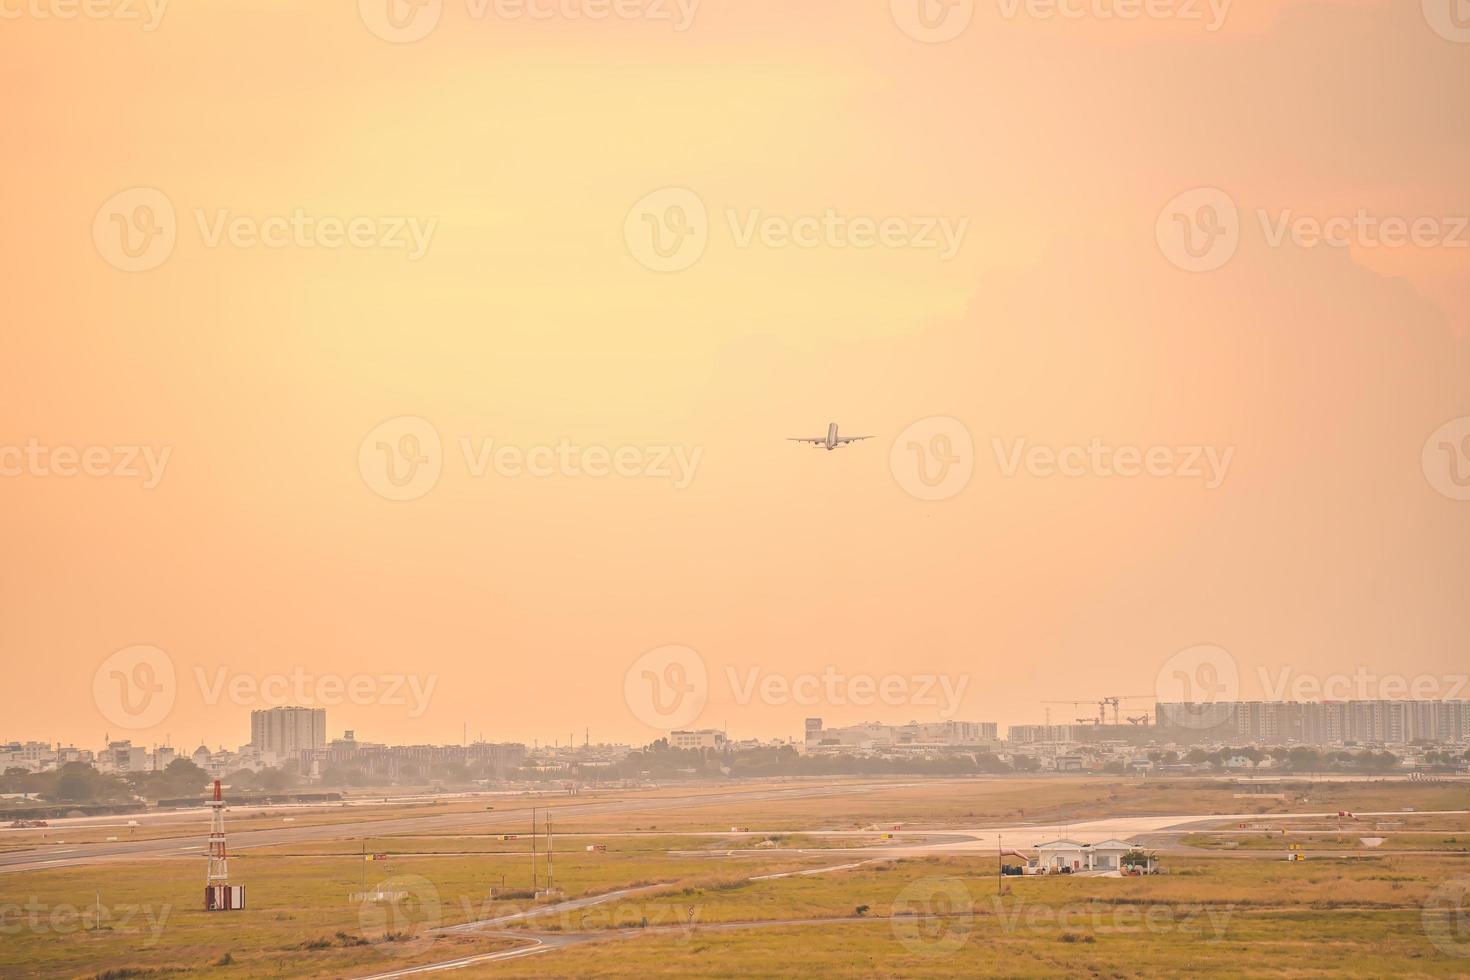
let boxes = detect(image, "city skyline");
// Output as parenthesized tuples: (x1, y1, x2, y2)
(16, 686, 1470, 755)
(50, 637, 1470, 749)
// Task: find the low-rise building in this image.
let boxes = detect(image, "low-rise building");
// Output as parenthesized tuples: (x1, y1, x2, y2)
(669, 730, 727, 750)
(0, 741, 57, 772)
(1027, 839, 1149, 874)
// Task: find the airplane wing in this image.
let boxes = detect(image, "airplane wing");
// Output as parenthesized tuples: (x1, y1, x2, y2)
(835, 436, 873, 445)
(787, 437, 826, 445)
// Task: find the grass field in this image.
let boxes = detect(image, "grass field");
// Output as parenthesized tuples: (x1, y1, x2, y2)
(10, 847, 1469, 977)
(471, 910, 1470, 979)
(0, 835, 839, 978)
(2, 777, 1467, 978)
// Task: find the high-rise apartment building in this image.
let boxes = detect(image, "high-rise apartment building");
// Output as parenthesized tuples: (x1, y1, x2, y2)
(250, 707, 327, 757)
(1155, 699, 1470, 745)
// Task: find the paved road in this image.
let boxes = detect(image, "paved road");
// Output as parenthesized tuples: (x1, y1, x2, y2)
(352, 934, 579, 979)
(438, 883, 675, 935)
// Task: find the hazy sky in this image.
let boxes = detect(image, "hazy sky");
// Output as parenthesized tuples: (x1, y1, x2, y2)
(2, 0, 1467, 751)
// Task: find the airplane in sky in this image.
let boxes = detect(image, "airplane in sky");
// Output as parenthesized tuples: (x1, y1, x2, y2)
(788, 422, 873, 451)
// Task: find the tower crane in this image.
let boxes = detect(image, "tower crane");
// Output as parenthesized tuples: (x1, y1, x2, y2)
(1042, 695, 1156, 726)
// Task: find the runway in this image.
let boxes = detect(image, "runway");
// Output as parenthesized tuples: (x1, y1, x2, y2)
(0, 781, 913, 875)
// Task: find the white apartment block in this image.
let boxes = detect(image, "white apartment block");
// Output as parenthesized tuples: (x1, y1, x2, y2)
(250, 706, 327, 757)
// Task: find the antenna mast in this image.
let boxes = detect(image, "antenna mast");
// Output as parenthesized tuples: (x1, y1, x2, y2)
(206, 779, 228, 886)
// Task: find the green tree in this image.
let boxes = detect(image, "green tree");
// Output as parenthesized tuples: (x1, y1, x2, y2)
(258, 767, 294, 792)
(50, 763, 128, 803)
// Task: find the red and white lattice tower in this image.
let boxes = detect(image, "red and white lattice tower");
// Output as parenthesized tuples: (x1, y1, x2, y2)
(206, 779, 228, 885)
(204, 779, 245, 910)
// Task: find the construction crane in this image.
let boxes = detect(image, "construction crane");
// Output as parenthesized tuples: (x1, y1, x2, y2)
(1043, 699, 1098, 725)
(1043, 695, 1156, 726)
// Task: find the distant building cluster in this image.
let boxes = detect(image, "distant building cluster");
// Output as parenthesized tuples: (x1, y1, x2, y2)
(989, 700, 1470, 774)
(0, 738, 282, 777)
(1007, 725, 1080, 745)
(299, 732, 527, 780)
(803, 718, 998, 752)
(11, 695, 1469, 785)
(1154, 700, 1470, 745)
(3, 705, 531, 785)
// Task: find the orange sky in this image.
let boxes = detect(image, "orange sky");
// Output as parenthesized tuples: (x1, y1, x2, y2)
(2, 0, 1467, 751)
